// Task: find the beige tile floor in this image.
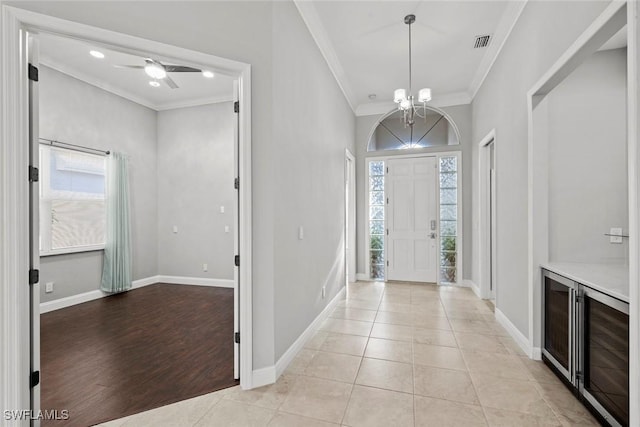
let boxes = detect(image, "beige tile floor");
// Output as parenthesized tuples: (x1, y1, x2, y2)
(100, 281, 599, 427)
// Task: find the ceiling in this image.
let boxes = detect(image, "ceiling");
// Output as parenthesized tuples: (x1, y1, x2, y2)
(39, 32, 235, 111)
(296, 1, 527, 115)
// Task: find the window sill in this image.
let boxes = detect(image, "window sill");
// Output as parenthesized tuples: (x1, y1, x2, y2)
(40, 245, 105, 257)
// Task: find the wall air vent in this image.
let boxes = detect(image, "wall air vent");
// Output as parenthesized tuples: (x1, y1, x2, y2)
(474, 34, 492, 49)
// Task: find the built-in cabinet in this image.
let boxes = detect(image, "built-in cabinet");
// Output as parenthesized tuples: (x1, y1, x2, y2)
(542, 269, 629, 427)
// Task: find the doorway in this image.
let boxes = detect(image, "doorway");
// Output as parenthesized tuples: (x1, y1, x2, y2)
(386, 156, 438, 282)
(31, 30, 242, 425)
(345, 150, 356, 284)
(0, 6, 253, 424)
(479, 131, 497, 300)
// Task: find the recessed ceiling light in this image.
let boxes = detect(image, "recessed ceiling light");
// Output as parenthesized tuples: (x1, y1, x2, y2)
(368, 94, 377, 100)
(149, 81, 161, 88)
(89, 50, 105, 59)
(202, 70, 214, 78)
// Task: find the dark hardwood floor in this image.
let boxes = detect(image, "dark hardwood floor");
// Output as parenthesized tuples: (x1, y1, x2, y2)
(41, 283, 237, 427)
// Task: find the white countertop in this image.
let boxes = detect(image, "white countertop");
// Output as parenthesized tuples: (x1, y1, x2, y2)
(541, 262, 629, 303)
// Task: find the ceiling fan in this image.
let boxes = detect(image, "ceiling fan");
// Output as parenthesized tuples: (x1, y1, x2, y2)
(113, 58, 202, 89)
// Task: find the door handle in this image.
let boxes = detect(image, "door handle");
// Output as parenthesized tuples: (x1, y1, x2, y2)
(430, 232, 437, 239)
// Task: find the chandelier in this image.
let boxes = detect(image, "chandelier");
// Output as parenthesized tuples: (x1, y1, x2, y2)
(393, 14, 431, 128)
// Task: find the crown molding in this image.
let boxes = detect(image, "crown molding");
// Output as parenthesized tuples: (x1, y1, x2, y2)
(468, 0, 529, 100)
(40, 58, 233, 112)
(294, 0, 358, 112)
(355, 91, 472, 117)
(155, 95, 234, 111)
(40, 58, 157, 110)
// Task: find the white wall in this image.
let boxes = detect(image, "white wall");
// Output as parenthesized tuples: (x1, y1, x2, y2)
(157, 103, 235, 280)
(39, 65, 158, 303)
(272, 1, 356, 360)
(470, 1, 611, 335)
(355, 104, 472, 281)
(547, 48, 628, 264)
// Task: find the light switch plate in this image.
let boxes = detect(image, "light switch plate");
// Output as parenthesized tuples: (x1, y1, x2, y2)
(173, 226, 178, 234)
(610, 227, 623, 244)
(45, 282, 53, 293)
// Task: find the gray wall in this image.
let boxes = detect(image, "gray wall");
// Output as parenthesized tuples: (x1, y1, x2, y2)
(9, 0, 356, 370)
(355, 104, 472, 281)
(547, 48, 628, 264)
(157, 103, 235, 279)
(272, 1, 356, 360)
(39, 65, 158, 303)
(470, 1, 611, 335)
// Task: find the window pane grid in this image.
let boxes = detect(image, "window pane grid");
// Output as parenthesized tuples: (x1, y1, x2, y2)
(369, 160, 385, 280)
(439, 156, 458, 283)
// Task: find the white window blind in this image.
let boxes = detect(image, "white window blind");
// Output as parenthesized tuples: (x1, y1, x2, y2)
(39, 146, 106, 256)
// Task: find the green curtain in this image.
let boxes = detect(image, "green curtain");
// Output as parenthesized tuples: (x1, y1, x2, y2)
(101, 152, 132, 293)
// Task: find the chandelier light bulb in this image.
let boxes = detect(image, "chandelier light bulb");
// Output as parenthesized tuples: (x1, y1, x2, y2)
(394, 89, 407, 104)
(400, 99, 411, 110)
(418, 88, 432, 103)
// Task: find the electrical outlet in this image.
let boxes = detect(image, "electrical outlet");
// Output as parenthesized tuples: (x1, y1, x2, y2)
(203, 263, 208, 272)
(45, 282, 54, 293)
(298, 226, 304, 240)
(225, 225, 230, 233)
(610, 227, 623, 244)
(322, 286, 326, 299)
(220, 206, 225, 213)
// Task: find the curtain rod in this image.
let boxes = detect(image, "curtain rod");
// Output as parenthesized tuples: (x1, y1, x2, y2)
(39, 138, 110, 156)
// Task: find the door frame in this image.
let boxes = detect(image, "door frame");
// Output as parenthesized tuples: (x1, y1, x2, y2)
(478, 129, 497, 300)
(0, 6, 255, 416)
(345, 149, 356, 285)
(364, 151, 462, 285)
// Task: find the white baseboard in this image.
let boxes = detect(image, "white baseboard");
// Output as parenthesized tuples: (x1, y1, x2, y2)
(531, 347, 542, 361)
(356, 273, 372, 281)
(40, 289, 106, 314)
(495, 308, 533, 358)
(274, 286, 347, 379)
(463, 279, 481, 298)
(39, 275, 234, 313)
(156, 275, 235, 288)
(250, 366, 277, 389)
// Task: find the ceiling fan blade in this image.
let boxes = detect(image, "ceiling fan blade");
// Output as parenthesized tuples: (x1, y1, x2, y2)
(113, 65, 145, 69)
(164, 75, 179, 89)
(164, 65, 201, 73)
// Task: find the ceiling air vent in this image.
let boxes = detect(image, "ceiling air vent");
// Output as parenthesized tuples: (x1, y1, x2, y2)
(474, 34, 492, 49)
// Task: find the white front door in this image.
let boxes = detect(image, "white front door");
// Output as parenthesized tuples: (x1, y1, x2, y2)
(386, 157, 438, 282)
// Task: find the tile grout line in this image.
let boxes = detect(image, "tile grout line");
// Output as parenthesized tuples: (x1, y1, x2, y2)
(337, 292, 380, 426)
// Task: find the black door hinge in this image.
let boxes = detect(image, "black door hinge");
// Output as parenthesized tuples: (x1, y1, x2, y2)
(234, 101, 239, 113)
(234, 177, 239, 190)
(29, 269, 39, 285)
(386, 260, 389, 267)
(30, 371, 40, 388)
(28, 64, 39, 82)
(29, 166, 39, 182)
(235, 255, 240, 267)
(234, 332, 240, 344)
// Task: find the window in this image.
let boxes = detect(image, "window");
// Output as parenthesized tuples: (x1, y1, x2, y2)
(40, 146, 106, 255)
(368, 160, 385, 279)
(439, 155, 458, 283)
